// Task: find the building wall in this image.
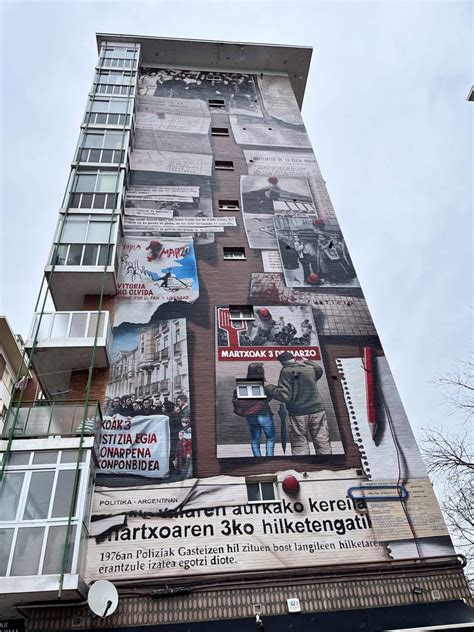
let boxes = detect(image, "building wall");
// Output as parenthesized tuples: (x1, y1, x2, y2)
(2, 38, 470, 627)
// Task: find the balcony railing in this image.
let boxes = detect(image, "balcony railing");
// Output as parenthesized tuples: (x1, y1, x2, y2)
(29, 310, 111, 346)
(2, 400, 102, 438)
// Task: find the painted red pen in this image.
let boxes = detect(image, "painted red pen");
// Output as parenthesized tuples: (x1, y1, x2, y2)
(363, 346, 378, 440)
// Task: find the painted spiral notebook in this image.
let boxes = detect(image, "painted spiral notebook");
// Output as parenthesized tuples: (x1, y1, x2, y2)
(336, 356, 453, 560)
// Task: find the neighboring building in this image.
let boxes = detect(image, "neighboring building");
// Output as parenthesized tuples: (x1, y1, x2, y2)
(0, 317, 35, 428)
(0, 34, 472, 632)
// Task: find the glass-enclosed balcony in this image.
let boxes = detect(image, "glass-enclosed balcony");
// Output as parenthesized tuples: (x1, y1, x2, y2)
(24, 311, 112, 398)
(45, 214, 120, 310)
(2, 400, 102, 439)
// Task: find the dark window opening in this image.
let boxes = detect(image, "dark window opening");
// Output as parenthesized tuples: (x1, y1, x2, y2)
(218, 200, 240, 211)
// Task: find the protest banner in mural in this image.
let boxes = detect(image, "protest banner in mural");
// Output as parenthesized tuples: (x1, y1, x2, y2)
(115, 236, 199, 327)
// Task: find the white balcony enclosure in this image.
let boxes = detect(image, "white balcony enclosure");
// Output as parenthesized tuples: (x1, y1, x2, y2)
(24, 311, 112, 398)
(45, 214, 120, 310)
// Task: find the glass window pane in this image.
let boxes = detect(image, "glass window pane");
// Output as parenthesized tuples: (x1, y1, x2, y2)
(69, 312, 88, 337)
(79, 193, 93, 208)
(92, 193, 106, 209)
(0, 529, 14, 575)
(70, 193, 82, 207)
(10, 527, 44, 576)
(110, 100, 128, 113)
(84, 133, 103, 148)
(50, 313, 69, 339)
(82, 244, 98, 265)
(62, 218, 87, 242)
(97, 174, 116, 193)
(90, 100, 109, 113)
(95, 113, 107, 124)
(87, 312, 105, 337)
(67, 244, 83, 265)
(103, 133, 123, 149)
(260, 482, 275, 501)
(37, 313, 52, 339)
(238, 386, 247, 397)
(7, 452, 30, 466)
(101, 150, 114, 163)
(53, 244, 68, 265)
(88, 221, 109, 243)
(98, 244, 112, 265)
(105, 193, 116, 209)
(75, 174, 96, 193)
(108, 113, 119, 124)
(60, 450, 86, 464)
(89, 149, 101, 162)
(0, 472, 25, 521)
(51, 470, 78, 518)
(246, 483, 260, 502)
(42, 525, 76, 575)
(32, 451, 58, 465)
(251, 385, 262, 396)
(23, 471, 55, 520)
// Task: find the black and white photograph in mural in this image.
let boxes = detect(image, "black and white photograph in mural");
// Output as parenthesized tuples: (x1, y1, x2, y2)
(124, 181, 215, 245)
(138, 68, 262, 117)
(274, 215, 359, 288)
(241, 175, 316, 249)
(216, 305, 343, 459)
(98, 318, 192, 486)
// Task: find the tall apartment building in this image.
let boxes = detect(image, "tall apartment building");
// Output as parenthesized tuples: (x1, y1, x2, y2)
(0, 34, 472, 632)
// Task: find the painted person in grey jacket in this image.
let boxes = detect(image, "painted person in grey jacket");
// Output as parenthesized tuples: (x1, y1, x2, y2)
(265, 351, 332, 456)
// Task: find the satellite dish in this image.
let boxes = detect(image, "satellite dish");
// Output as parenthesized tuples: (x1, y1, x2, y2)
(87, 580, 119, 618)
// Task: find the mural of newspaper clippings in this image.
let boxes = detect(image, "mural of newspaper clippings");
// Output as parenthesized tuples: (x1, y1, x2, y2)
(115, 236, 199, 327)
(230, 116, 312, 149)
(138, 68, 262, 117)
(130, 149, 213, 176)
(85, 472, 389, 582)
(249, 273, 377, 337)
(244, 149, 336, 221)
(99, 318, 192, 486)
(125, 181, 216, 246)
(257, 75, 304, 126)
(216, 305, 343, 459)
(241, 176, 316, 250)
(274, 216, 359, 288)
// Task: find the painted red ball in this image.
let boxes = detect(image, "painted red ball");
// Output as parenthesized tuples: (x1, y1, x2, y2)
(268, 176, 279, 184)
(313, 217, 325, 226)
(282, 475, 300, 494)
(307, 272, 320, 284)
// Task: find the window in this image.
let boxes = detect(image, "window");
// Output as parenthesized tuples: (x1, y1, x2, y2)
(236, 381, 266, 399)
(2, 367, 14, 394)
(229, 305, 254, 321)
(78, 132, 126, 164)
(223, 247, 246, 260)
(246, 479, 277, 503)
(68, 171, 119, 210)
(95, 84, 133, 96)
(103, 47, 137, 60)
(218, 200, 240, 211)
(208, 98, 225, 109)
(214, 160, 234, 171)
(95, 70, 136, 86)
(52, 215, 116, 267)
(0, 449, 90, 578)
(211, 127, 229, 137)
(86, 99, 131, 126)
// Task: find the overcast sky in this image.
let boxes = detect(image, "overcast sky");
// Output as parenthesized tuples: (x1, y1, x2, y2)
(0, 1, 472, 438)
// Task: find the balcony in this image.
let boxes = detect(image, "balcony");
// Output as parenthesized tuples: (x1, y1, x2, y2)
(2, 400, 102, 438)
(25, 311, 112, 398)
(45, 236, 119, 310)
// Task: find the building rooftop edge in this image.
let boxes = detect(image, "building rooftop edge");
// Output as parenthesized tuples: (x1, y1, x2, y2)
(95, 33, 313, 108)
